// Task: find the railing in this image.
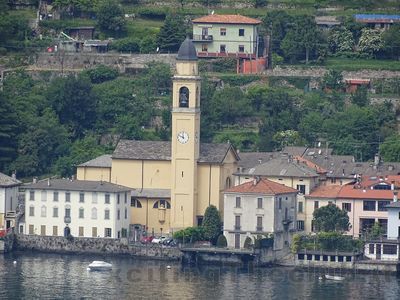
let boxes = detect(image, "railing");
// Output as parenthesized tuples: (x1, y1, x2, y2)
(193, 34, 213, 42)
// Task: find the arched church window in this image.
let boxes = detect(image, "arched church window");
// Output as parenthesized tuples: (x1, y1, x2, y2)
(179, 87, 189, 108)
(131, 198, 142, 208)
(225, 177, 232, 189)
(153, 199, 171, 209)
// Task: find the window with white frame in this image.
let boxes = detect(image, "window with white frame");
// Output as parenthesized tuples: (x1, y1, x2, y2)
(105, 208, 110, 220)
(53, 207, 58, 218)
(105, 228, 112, 237)
(29, 191, 35, 201)
(79, 207, 84, 219)
(92, 192, 98, 204)
(41, 205, 47, 217)
(257, 197, 263, 209)
(105, 194, 110, 204)
(65, 192, 71, 202)
(79, 192, 85, 203)
(91, 207, 97, 220)
(53, 191, 59, 202)
(29, 206, 35, 216)
(235, 197, 241, 208)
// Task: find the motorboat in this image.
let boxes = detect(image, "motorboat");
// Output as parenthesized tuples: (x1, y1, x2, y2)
(87, 261, 112, 271)
(324, 274, 345, 281)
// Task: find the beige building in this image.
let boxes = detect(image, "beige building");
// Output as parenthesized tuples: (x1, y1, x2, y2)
(223, 178, 298, 249)
(77, 39, 239, 237)
(23, 179, 131, 238)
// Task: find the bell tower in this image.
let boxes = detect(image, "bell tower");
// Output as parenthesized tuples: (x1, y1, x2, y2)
(170, 38, 201, 229)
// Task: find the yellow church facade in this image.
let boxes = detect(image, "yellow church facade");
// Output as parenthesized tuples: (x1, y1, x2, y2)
(77, 39, 239, 237)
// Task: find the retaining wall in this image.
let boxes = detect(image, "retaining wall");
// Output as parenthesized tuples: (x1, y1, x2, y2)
(15, 234, 182, 260)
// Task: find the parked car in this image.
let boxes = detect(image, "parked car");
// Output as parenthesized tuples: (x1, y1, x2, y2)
(152, 236, 168, 244)
(140, 236, 154, 244)
(162, 238, 177, 247)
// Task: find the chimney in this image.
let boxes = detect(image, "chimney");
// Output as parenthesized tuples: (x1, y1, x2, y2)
(47, 178, 50, 186)
(374, 153, 380, 166)
(253, 178, 257, 186)
(391, 181, 395, 191)
(11, 171, 16, 180)
(33, 177, 37, 184)
(71, 175, 75, 181)
(394, 191, 398, 202)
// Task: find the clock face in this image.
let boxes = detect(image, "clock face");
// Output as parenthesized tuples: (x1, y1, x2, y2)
(177, 131, 189, 144)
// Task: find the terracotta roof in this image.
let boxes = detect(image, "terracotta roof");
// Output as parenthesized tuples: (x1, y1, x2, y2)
(112, 140, 239, 164)
(192, 14, 261, 25)
(358, 175, 400, 189)
(293, 155, 327, 174)
(225, 178, 298, 195)
(307, 185, 343, 199)
(338, 184, 395, 200)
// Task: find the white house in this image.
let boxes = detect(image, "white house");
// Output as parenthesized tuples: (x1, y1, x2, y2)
(24, 179, 131, 239)
(387, 195, 400, 240)
(0, 172, 21, 231)
(223, 178, 298, 249)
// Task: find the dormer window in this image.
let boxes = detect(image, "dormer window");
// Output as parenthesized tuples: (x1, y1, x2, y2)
(179, 87, 189, 107)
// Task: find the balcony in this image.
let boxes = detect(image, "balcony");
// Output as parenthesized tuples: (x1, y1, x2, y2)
(193, 34, 213, 42)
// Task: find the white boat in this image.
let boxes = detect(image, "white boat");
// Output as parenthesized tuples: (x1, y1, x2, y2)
(87, 261, 112, 271)
(325, 274, 345, 281)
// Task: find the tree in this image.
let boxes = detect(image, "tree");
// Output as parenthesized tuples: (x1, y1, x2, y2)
(321, 69, 344, 91)
(313, 203, 350, 232)
(0, 92, 17, 172)
(46, 74, 96, 139)
(84, 65, 119, 84)
(358, 28, 383, 57)
(96, 0, 126, 35)
(328, 27, 355, 54)
(382, 25, 400, 60)
(281, 15, 324, 64)
(369, 222, 383, 240)
(262, 10, 293, 56)
(380, 135, 400, 162)
(156, 14, 187, 52)
(351, 85, 369, 107)
(202, 205, 222, 244)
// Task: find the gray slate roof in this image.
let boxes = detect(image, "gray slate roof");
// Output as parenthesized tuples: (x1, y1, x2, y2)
(236, 157, 319, 178)
(112, 139, 237, 164)
(24, 179, 131, 193)
(238, 152, 276, 169)
(131, 188, 170, 198)
(176, 38, 198, 61)
(0, 172, 21, 187)
(78, 154, 112, 168)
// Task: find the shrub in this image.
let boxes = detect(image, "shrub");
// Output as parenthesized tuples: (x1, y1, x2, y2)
(173, 226, 204, 244)
(216, 234, 227, 248)
(212, 57, 237, 73)
(84, 65, 119, 84)
(110, 38, 140, 53)
(0, 47, 7, 55)
(203, 205, 222, 244)
(244, 236, 253, 249)
(291, 234, 301, 253)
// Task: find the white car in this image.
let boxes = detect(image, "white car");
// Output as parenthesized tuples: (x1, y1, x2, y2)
(152, 236, 167, 244)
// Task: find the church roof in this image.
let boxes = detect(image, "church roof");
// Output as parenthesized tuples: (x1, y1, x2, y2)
(112, 140, 238, 164)
(131, 188, 170, 198)
(176, 38, 198, 61)
(77, 154, 112, 168)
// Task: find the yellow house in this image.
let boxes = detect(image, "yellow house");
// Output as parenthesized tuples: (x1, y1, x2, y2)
(77, 39, 239, 237)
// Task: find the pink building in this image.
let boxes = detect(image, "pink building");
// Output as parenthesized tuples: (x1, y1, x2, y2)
(305, 175, 400, 237)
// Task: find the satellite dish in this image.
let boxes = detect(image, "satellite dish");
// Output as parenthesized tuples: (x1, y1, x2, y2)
(211, 10, 214, 15)
(156, 47, 159, 53)
(318, 141, 321, 147)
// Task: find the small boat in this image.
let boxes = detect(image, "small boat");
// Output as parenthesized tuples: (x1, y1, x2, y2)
(87, 261, 112, 271)
(325, 274, 345, 281)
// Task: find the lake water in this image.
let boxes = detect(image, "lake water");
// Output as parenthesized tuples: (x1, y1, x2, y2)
(1, 252, 399, 299)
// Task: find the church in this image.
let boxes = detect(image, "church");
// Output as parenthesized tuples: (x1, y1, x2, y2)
(77, 39, 239, 237)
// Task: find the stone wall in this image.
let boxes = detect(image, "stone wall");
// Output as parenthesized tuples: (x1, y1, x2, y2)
(33, 52, 177, 73)
(0, 234, 16, 253)
(15, 234, 182, 260)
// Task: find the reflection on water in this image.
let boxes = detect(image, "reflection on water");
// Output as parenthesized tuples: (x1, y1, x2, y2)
(1, 252, 399, 299)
